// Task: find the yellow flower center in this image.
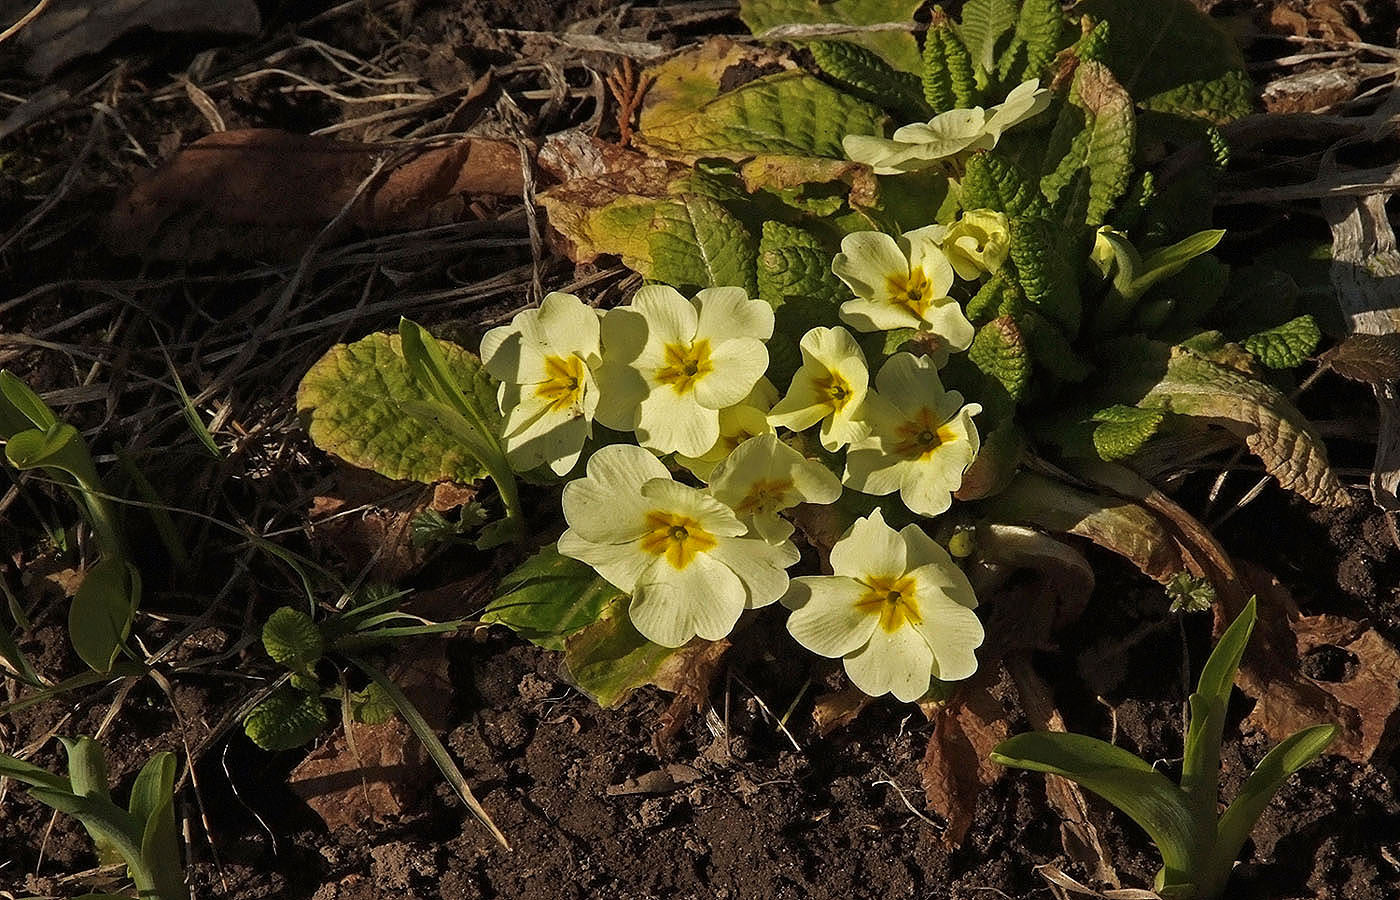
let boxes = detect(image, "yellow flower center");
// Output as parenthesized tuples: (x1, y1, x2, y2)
(734, 477, 795, 517)
(656, 339, 714, 395)
(885, 267, 933, 317)
(535, 354, 586, 413)
(855, 574, 921, 633)
(893, 408, 960, 460)
(814, 368, 855, 414)
(639, 510, 717, 570)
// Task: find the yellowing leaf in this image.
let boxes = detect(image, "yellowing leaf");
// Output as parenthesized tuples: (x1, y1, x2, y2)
(297, 332, 494, 485)
(1142, 347, 1350, 507)
(739, 0, 926, 73)
(635, 39, 886, 162)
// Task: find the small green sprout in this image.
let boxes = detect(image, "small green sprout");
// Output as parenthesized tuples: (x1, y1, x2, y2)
(991, 598, 1338, 899)
(0, 737, 186, 900)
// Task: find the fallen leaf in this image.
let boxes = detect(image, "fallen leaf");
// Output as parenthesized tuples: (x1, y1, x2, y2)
(919, 669, 1010, 846)
(105, 129, 524, 260)
(653, 638, 731, 755)
(811, 686, 871, 736)
(5, 0, 261, 78)
(605, 764, 703, 796)
(1237, 564, 1400, 763)
(308, 466, 434, 584)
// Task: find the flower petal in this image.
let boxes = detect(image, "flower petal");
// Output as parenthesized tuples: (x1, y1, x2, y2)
(636, 386, 721, 457)
(782, 575, 877, 657)
(904, 566, 984, 682)
(557, 529, 655, 594)
(875, 353, 945, 413)
(638, 479, 746, 538)
(832, 231, 907, 302)
(709, 535, 796, 608)
(843, 625, 936, 702)
(536, 291, 602, 359)
(629, 552, 745, 646)
(694, 338, 768, 410)
(560, 444, 665, 543)
(829, 508, 906, 579)
(696, 287, 774, 344)
(631, 284, 698, 346)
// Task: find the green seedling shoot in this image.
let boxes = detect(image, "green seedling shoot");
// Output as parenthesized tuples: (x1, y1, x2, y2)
(397, 317, 524, 547)
(0, 370, 140, 673)
(0, 737, 187, 900)
(242, 587, 509, 847)
(991, 598, 1337, 899)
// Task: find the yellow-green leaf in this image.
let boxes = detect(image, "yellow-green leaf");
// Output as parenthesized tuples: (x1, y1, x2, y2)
(296, 332, 494, 485)
(483, 544, 623, 651)
(739, 0, 925, 73)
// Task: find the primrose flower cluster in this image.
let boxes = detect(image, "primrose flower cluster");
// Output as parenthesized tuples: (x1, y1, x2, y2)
(476, 84, 1053, 703)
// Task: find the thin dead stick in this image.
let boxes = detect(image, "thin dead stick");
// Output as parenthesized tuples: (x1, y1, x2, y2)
(0, 0, 50, 44)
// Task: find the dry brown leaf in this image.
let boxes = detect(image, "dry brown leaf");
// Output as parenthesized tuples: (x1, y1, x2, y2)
(306, 465, 436, 584)
(1237, 564, 1400, 763)
(4, 0, 261, 78)
(288, 640, 451, 831)
(919, 671, 1009, 846)
(105, 129, 524, 260)
(811, 686, 872, 736)
(652, 638, 730, 755)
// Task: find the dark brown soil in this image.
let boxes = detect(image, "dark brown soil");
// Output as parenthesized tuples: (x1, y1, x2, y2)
(3, 2, 1400, 899)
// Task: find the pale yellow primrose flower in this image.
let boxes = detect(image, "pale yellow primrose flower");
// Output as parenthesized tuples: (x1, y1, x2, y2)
(675, 379, 780, 481)
(708, 433, 842, 545)
(932, 209, 1010, 281)
(557, 444, 796, 648)
(594, 285, 773, 458)
(479, 291, 603, 475)
(768, 326, 871, 451)
(841, 80, 1050, 176)
(783, 509, 984, 700)
(843, 353, 982, 518)
(833, 227, 976, 350)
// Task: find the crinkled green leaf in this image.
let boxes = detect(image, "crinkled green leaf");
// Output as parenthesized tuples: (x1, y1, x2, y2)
(955, 419, 1025, 500)
(739, 0, 925, 72)
(348, 682, 396, 725)
(967, 266, 1021, 325)
(297, 332, 494, 484)
(810, 40, 928, 121)
(560, 600, 685, 708)
(1039, 60, 1135, 227)
(757, 220, 849, 310)
(957, 0, 1017, 86)
(648, 193, 759, 294)
(636, 46, 887, 161)
(1243, 315, 1321, 370)
(1141, 347, 1349, 506)
(1003, 0, 1069, 84)
(1008, 215, 1081, 334)
(1091, 405, 1166, 461)
(962, 152, 1048, 219)
(969, 316, 1031, 402)
(1078, 0, 1252, 123)
(482, 544, 624, 651)
(262, 606, 324, 671)
(922, 12, 978, 112)
(243, 686, 329, 751)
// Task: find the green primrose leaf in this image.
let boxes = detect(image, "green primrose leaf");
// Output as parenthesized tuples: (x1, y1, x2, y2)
(0, 750, 73, 792)
(922, 12, 978, 112)
(482, 544, 624, 650)
(69, 558, 139, 674)
(968, 316, 1031, 403)
(1078, 0, 1252, 124)
(1140, 348, 1349, 507)
(962, 152, 1048, 219)
(1038, 60, 1135, 227)
(561, 600, 689, 708)
(296, 331, 494, 484)
(1008, 216, 1082, 334)
(1091, 405, 1166, 461)
(740, 0, 926, 72)
(991, 731, 1198, 884)
(348, 681, 396, 725)
(1004, 0, 1069, 84)
(262, 606, 325, 671)
(1243, 315, 1322, 369)
(957, 0, 1017, 87)
(243, 686, 329, 751)
(809, 40, 928, 121)
(26, 789, 147, 887)
(0, 370, 58, 435)
(130, 752, 185, 900)
(757, 221, 849, 312)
